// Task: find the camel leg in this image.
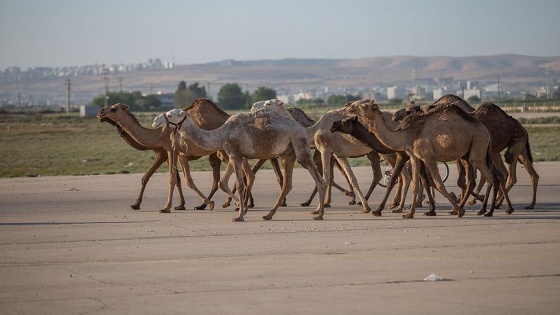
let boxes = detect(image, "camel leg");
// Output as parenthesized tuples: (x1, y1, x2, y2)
(417, 157, 463, 218)
(333, 158, 356, 204)
(373, 153, 407, 216)
(246, 159, 267, 208)
(263, 154, 296, 221)
(241, 159, 255, 213)
(132, 151, 167, 210)
(519, 150, 539, 209)
(420, 164, 437, 216)
(231, 157, 247, 222)
(335, 156, 371, 213)
(161, 150, 179, 213)
(194, 153, 222, 210)
(218, 161, 240, 208)
(364, 152, 382, 201)
(177, 155, 215, 211)
(301, 150, 321, 207)
(268, 158, 287, 207)
(403, 156, 421, 219)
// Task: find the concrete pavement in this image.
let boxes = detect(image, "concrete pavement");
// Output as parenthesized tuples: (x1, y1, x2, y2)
(1, 162, 559, 314)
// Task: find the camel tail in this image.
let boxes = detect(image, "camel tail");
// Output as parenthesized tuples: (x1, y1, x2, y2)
(525, 139, 534, 164)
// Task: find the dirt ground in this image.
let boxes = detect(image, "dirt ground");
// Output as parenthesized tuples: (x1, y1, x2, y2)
(1, 162, 559, 314)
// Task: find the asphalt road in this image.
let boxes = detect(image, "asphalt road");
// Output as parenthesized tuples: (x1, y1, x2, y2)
(1, 162, 559, 314)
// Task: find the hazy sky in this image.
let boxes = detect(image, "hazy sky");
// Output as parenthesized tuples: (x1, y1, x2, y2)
(1, 0, 559, 69)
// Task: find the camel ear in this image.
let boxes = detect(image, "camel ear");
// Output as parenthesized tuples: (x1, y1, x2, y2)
(119, 103, 129, 110)
(179, 110, 186, 116)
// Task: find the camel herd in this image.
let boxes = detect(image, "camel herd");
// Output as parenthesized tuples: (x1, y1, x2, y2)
(97, 95, 539, 221)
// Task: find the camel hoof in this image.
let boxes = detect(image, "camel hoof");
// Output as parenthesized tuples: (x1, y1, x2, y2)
(372, 211, 382, 217)
(391, 209, 403, 213)
(222, 202, 231, 208)
(457, 209, 465, 218)
(448, 210, 458, 215)
(193, 204, 206, 210)
(477, 210, 486, 216)
(159, 208, 171, 213)
(506, 208, 515, 214)
(206, 201, 215, 211)
(357, 201, 362, 206)
(524, 205, 534, 210)
(232, 217, 244, 222)
(262, 215, 273, 221)
(311, 210, 320, 215)
(424, 211, 436, 216)
(300, 202, 311, 207)
(344, 191, 355, 198)
(280, 202, 287, 207)
(387, 203, 398, 210)
(361, 208, 371, 214)
(402, 213, 414, 219)
(313, 215, 324, 220)
(483, 212, 493, 217)
(248, 203, 255, 209)
(348, 200, 356, 205)
(324, 204, 331, 208)
(131, 204, 141, 210)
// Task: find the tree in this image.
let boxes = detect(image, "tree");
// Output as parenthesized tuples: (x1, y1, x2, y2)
(467, 95, 481, 104)
(173, 81, 207, 108)
(251, 86, 277, 103)
(327, 94, 361, 107)
(217, 83, 248, 110)
(92, 91, 160, 111)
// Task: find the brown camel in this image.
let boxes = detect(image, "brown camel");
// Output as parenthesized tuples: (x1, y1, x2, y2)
(394, 94, 538, 212)
(97, 102, 219, 212)
(329, 116, 439, 216)
(97, 112, 193, 210)
(153, 109, 327, 221)
(346, 99, 508, 218)
(305, 107, 399, 213)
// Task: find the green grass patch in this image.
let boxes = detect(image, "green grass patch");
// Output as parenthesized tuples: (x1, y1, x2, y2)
(0, 112, 559, 178)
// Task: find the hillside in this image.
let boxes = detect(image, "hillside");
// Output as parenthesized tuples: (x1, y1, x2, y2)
(1, 54, 558, 104)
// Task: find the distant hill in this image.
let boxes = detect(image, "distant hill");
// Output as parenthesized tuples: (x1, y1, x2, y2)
(1, 54, 558, 105)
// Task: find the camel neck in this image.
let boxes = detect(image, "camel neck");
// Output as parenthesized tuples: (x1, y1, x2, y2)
(365, 111, 407, 152)
(178, 119, 224, 152)
(118, 114, 163, 148)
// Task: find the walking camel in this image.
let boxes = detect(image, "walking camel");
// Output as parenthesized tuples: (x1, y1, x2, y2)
(305, 107, 400, 213)
(329, 116, 439, 216)
(97, 102, 218, 212)
(394, 95, 538, 212)
(153, 108, 327, 221)
(97, 110, 194, 210)
(346, 99, 510, 218)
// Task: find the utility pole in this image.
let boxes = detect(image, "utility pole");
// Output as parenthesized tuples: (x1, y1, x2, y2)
(497, 77, 500, 105)
(546, 67, 550, 100)
(66, 78, 71, 113)
(104, 76, 109, 107)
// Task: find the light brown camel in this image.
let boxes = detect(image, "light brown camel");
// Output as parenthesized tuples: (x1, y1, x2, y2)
(346, 99, 507, 218)
(153, 108, 327, 221)
(97, 102, 218, 212)
(394, 95, 537, 212)
(97, 111, 193, 210)
(306, 106, 400, 213)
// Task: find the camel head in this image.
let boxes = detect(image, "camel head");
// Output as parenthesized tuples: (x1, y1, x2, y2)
(329, 116, 360, 134)
(392, 105, 422, 122)
(96, 103, 130, 122)
(152, 109, 187, 129)
(251, 99, 291, 118)
(345, 99, 378, 119)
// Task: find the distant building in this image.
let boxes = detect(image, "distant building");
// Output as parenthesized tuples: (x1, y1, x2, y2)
(387, 86, 407, 100)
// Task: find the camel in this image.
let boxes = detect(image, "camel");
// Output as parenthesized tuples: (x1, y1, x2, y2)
(97, 102, 219, 212)
(394, 95, 538, 212)
(152, 108, 327, 221)
(305, 106, 400, 213)
(97, 112, 192, 210)
(329, 116, 438, 216)
(346, 99, 508, 218)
